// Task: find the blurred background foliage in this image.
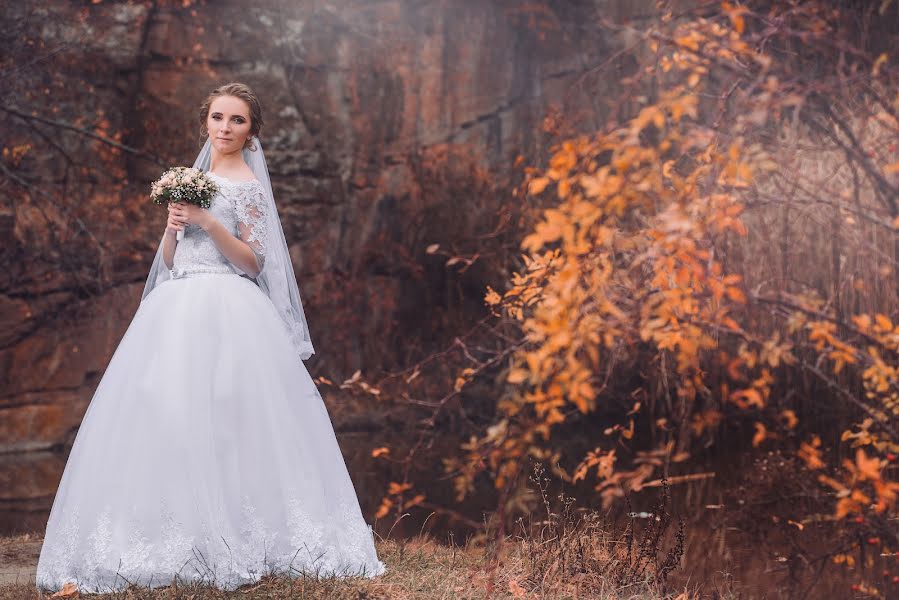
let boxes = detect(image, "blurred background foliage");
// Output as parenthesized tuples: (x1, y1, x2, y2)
(2, 1, 899, 597)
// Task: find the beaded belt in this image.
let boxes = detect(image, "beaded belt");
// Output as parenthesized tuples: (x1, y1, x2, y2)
(170, 266, 238, 279)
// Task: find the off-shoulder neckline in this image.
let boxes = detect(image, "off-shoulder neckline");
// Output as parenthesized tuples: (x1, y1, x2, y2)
(206, 171, 260, 185)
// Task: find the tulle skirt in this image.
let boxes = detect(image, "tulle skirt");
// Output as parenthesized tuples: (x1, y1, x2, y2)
(35, 272, 386, 594)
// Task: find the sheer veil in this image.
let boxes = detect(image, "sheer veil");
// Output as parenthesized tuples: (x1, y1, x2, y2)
(141, 135, 315, 361)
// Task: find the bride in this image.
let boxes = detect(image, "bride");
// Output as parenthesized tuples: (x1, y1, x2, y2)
(35, 82, 387, 593)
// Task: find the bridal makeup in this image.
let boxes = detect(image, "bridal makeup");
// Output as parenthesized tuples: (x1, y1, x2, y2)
(206, 95, 253, 155)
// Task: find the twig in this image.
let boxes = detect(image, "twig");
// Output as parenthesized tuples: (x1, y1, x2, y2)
(0, 104, 167, 166)
(641, 472, 715, 488)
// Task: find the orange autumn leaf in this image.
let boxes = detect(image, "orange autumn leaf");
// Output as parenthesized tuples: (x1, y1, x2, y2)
(853, 448, 884, 481)
(484, 286, 502, 306)
(50, 582, 79, 598)
(799, 436, 825, 470)
(852, 314, 872, 331)
(725, 286, 747, 303)
(375, 498, 392, 519)
(874, 479, 899, 513)
(835, 495, 865, 520)
(730, 387, 765, 409)
(528, 176, 550, 195)
(403, 494, 426, 510)
(387, 481, 413, 495)
(506, 368, 529, 384)
(780, 409, 799, 429)
(818, 473, 847, 493)
(752, 422, 767, 447)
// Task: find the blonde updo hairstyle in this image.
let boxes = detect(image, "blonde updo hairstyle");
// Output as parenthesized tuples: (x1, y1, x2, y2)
(198, 82, 264, 151)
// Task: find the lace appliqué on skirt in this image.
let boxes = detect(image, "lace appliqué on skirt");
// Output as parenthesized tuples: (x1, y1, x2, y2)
(36, 493, 386, 593)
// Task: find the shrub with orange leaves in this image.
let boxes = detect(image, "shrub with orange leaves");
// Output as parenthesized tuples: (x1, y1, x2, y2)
(449, 2, 805, 510)
(446, 3, 899, 571)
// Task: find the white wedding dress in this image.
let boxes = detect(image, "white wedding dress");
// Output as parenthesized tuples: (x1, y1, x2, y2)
(35, 172, 386, 593)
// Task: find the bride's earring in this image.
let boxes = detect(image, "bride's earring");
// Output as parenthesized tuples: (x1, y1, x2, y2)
(246, 137, 257, 151)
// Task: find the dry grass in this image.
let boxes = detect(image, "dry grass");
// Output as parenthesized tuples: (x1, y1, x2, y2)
(0, 531, 698, 600)
(0, 466, 704, 598)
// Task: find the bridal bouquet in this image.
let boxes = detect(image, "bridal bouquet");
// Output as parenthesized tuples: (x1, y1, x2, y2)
(150, 167, 219, 241)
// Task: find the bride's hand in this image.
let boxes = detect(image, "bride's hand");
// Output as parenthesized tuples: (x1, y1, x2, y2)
(169, 202, 214, 231)
(166, 203, 185, 236)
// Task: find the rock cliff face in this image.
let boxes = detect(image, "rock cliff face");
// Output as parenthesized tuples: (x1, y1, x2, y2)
(0, 0, 646, 531)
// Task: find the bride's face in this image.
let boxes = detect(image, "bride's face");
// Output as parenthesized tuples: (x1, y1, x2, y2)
(206, 95, 252, 155)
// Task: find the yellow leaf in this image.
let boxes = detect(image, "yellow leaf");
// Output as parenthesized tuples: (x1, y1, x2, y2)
(722, 317, 742, 331)
(835, 497, 855, 520)
(388, 481, 413, 494)
(558, 177, 571, 199)
(873, 53, 888, 76)
(725, 286, 747, 303)
(662, 160, 675, 178)
(573, 464, 588, 482)
(852, 314, 872, 331)
(832, 553, 855, 566)
(375, 499, 392, 519)
(675, 34, 700, 52)
(652, 109, 665, 129)
(546, 407, 566, 425)
(403, 494, 426, 509)
(507, 368, 529, 384)
(800, 440, 826, 470)
(874, 313, 893, 331)
(529, 176, 550, 195)
(371, 447, 390, 458)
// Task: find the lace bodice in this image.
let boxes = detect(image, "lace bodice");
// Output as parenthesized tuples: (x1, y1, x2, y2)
(171, 172, 268, 278)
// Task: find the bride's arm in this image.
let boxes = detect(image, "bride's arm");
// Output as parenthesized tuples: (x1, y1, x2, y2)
(202, 218, 262, 277)
(162, 230, 177, 269)
(162, 203, 182, 269)
(171, 189, 266, 277)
